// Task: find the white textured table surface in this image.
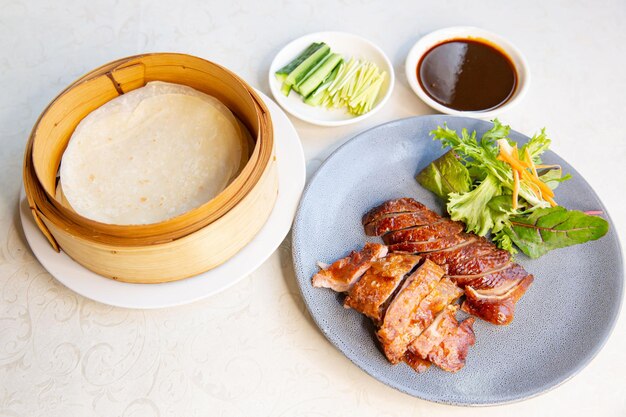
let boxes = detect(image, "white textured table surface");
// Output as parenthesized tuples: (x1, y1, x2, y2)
(1, 1, 625, 415)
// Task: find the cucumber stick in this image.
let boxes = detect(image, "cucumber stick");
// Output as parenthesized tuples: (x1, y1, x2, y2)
(297, 53, 343, 97)
(304, 64, 341, 106)
(280, 82, 292, 96)
(284, 45, 330, 88)
(275, 72, 287, 83)
(276, 42, 322, 75)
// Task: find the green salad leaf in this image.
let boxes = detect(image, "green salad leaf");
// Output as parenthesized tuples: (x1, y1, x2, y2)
(499, 207, 609, 258)
(415, 151, 471, 200)
(519, 128, 551, 164)
(429, 122, 510, 183)
(538, 167, 572, 190)
(447, 174, 502, 236)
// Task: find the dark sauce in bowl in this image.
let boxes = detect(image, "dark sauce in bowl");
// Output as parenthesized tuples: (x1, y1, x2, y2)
(417, 39, 517, 112)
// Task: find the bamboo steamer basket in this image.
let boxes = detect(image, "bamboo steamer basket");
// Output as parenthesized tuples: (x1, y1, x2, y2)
(23, 53, 278, 283)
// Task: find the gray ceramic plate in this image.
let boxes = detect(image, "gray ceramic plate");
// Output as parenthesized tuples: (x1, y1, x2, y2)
(291, 115, 623, 406)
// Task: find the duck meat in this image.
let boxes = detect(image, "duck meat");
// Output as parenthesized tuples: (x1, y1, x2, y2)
(462, 274, 534, 325)
(312, 242, 388, 292)
(379, 276, 463, 363)
(343, 253, 421, 322)
(376, 260, 445, 363)
(404, 305, 476, 373)
(389, 233, 472, 253)
(364, 211, 441, 237)
(382, 219, 465, 245)
(422, 237, 511, 276)
(425, 316, 476, 372)
(362, 197, 431, 226)
(363, 198, 534, 326)
(403, 351, 432, 373)
(408, 304, 461, 359)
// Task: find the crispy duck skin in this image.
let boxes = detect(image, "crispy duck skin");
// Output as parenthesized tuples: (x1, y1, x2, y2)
(364, 211, 441, 236)
(376, 260, 445, 364)
(422, 237, 511, 276)
(449, 263, 528, 289)
(382, 219, 464, 245)
(426, 317, 476, 373)
(344, 253, 421, 322)
(389, 233, 472, 254)
(312, 243, 388, 292)
(362, 198, 430, 226)
(408, 304, 460, 359)
(462, 274, 534, 325)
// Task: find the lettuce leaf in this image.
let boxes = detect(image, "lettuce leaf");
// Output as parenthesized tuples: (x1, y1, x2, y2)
(416, 151, 471, 200)
(499, 207, 609, 258)
(519, 128, 551, 164)
(429, 121, 511, 184)
(447, 174, 502, 236)
(538, 167, 572, 190)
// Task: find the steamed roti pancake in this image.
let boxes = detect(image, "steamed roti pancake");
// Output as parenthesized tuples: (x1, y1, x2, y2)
(59, 81, 244, 225)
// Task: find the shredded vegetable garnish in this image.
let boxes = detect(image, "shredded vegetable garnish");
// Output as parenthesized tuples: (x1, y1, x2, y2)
(496, 138, 557, 208)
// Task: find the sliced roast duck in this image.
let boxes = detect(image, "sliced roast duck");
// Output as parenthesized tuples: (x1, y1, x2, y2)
(311, 197, 535, 374)
(363, 198, 534, 325)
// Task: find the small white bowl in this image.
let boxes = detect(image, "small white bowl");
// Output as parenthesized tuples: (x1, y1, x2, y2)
(269, 31, 394, 127)
(405, 26, 530, 119)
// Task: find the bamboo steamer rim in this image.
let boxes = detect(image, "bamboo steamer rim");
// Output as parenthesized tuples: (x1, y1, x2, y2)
(24, 53, 274, 247)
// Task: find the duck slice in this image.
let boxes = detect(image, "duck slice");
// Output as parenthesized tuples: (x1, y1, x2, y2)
(462, 274, 534, 325)
(378, 276, 464, 364)
(376, 260, 445, 364)
(423, 237, 511, 276)
(382, 219, 465, 245)
(389, 233, 472, 254)
(364, 211, 441, 237)
(449, 262, 528, 289)
(344, 253, 421, 323)
(408, 304, 460, 359)
(426, 317, 476, 372)
(362, 197, 432, 226)
(312, 243, 388, 292)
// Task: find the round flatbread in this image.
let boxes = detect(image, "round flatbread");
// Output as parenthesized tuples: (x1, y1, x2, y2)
(59, 81, 244, 225)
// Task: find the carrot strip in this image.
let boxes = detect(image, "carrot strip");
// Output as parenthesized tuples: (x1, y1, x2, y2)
(498, 148, 555, 199)
(525, 148, 538, 178)
(497, 152, 526, 173)
(512, 169, 519, 210)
